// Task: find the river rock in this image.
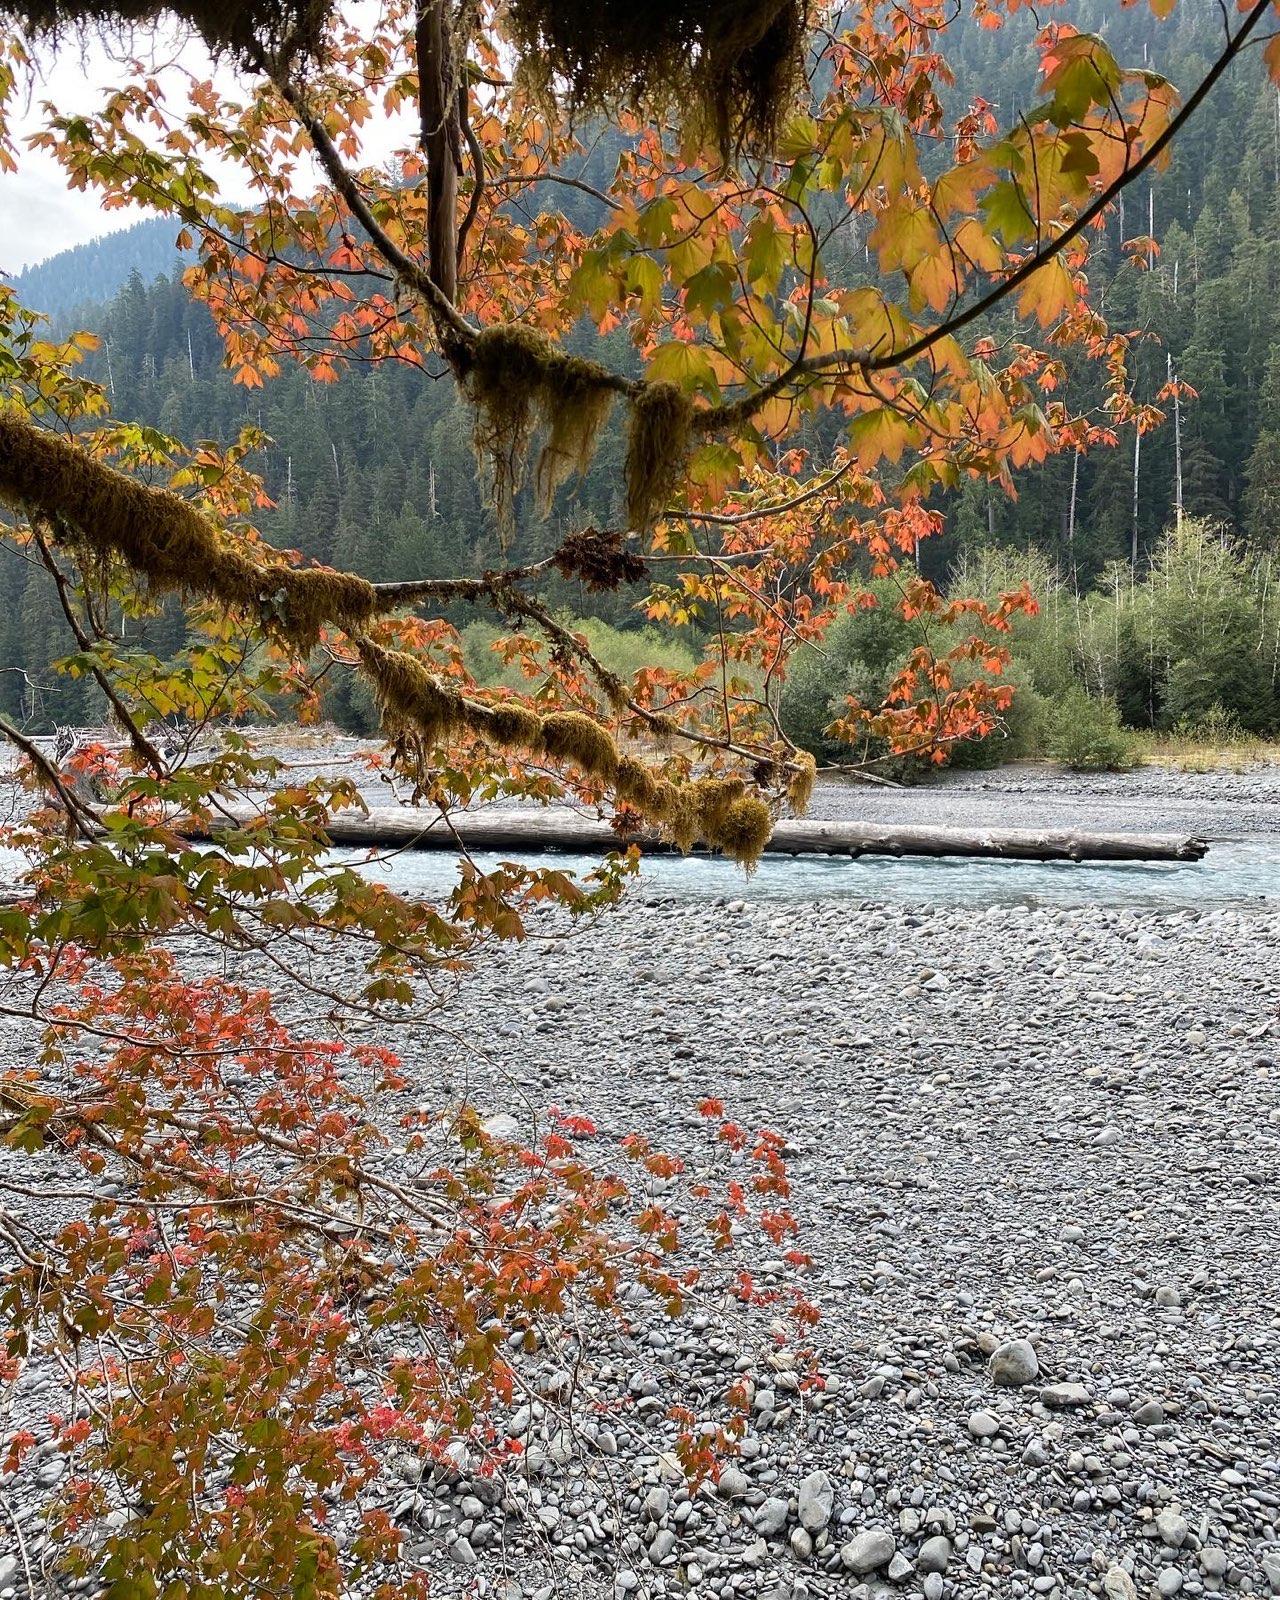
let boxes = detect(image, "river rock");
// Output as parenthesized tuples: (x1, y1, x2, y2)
(717, 1467, 751, 1500)
(648, 1528, 676, 1564)
(841, 1529, 896, 1574)
(755, 1497, 789, 1537)
(1156, 1510, 1189, 1548)
(798, 1469, 834, 1533)
(990, 1337, 1039, 1386)
(1040, 1382, 1090, 1410)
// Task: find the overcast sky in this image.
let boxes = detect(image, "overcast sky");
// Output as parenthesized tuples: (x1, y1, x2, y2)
(1, 17, 413, 275)
(0, 30, 208, 272)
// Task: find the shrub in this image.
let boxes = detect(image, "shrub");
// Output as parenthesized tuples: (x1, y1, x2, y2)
(946, 664, 1049, 768)
(460, 616, 696, 689)
(1144, 523, 1280, 734)
(1047, 686, 1137, 770)
(1172, 701, 1246, 743)
(778, 585, 922, 763)
(951, 545, 1078, 700)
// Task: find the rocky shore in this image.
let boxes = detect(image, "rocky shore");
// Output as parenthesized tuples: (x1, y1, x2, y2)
(381, 888, 1280, 1600)
(1, 766, 1278, 1598)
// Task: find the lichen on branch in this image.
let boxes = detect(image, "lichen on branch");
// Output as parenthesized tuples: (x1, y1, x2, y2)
(0, 0, 330, 66)
(504, 0, 808, 154)
(626, 382, 694, 531)
(463, 325, 618, 536)
(354, 635, 776, 865)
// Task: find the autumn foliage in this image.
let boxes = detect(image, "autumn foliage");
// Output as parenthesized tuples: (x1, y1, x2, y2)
(0, 0, 1271, 1589)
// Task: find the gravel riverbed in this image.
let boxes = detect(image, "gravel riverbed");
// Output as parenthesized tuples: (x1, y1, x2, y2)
(1, 768, 1278, 1599)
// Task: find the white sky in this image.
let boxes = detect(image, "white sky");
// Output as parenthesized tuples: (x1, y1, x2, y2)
(0, 28, 223, 271)
(0, 15, 411, 274)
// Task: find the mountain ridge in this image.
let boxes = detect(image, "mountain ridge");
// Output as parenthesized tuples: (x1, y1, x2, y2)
(13, 216, 191, 318)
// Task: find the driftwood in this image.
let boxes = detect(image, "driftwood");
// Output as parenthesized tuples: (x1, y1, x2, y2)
(217, 805, 1209, 863)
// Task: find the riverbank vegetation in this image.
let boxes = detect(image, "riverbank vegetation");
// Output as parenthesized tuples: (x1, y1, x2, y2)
(779, 521, 1280, 772)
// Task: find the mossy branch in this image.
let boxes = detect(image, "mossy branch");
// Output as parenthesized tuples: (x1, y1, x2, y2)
(0, 415, 806, 863)
(464, 325, 621, 535)
(0, 413, 380, 649)
(354, 636, 775, 865)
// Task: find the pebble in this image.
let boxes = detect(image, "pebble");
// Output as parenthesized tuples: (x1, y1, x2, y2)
(798, 1469, 833, 1533)
(1156, 1510, 1190, 1548)
(1040, 1382, 1091, 1410)
(840, 1529, 896, 1575)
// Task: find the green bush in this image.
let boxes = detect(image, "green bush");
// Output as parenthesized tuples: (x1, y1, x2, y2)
(1047, 687, 1137, 770)
(1161, 642, 1276, 734)
(1171, 701, 1245, 743)
(778, 584, 923, 764)
(573, 616, 698, 680)
(946, 664, 1049, 768)
(459, 616, 696, 689)
(779, 581, 1054, 772)
(951, 546, 1078, 700)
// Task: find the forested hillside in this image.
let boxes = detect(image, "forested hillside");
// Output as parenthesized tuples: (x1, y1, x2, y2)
(4, 0, 1278, 735)
(12, 216, 192, 318)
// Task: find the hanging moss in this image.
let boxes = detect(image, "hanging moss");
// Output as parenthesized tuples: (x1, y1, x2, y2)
(625, 382, 694, 531)
(686, 773, 745, 839)
(0, 0, 330, 66)
(787, 751, 816, 815)
(355, 639, 465, 746)
(614, 755, 662, 811)
(505, 0, 807, 155)
(465, 324, 616, 536)
(0, 413, 377, 650)
(635, 770, 772, 865)
(709, 794, 773, 866)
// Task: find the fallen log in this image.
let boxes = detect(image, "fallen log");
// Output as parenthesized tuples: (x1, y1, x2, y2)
(217, 805, 1209, 863)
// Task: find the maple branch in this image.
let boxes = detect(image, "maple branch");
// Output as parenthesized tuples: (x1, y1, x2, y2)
(368, 555, 560, 605)
(488, 172, 624, 212)
(669, 455, 861, 527)
(252, 45, 477, 353)
(701, 0, 1274, 424)
(0, 714, 101, 837)
(456, 83, 486, 271)
(30, 519, 166, 776)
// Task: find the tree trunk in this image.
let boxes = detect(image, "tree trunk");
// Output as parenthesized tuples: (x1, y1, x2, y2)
(417, 0, 459, 304)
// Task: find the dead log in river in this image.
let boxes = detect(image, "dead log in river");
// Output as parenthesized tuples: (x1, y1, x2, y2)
(218, 806, 1210, 864)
